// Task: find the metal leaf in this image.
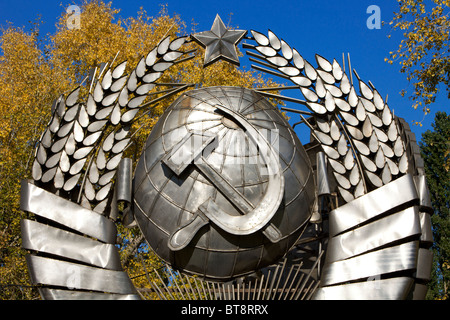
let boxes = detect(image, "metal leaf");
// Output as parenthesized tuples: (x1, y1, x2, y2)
(374, 127, 388, 143)
(89, 162, 99, 184)
(324, 84, 343, 98)
(267, 56, 288, 67)
(334, 172, 351, 189)
(360, 97, 376, 113)
(106, 153, 123, 170)
(291, 76, 311, 87)
(143, 72, 162, 84)
(93, 81, 104, 103)
(360, 154, 377, 172)
(59, 150, 70, 173)
(314, 130, 333, 145)
(96, 104, 116, 119)
(78, 105, 89, 128)
(41, 167, 57, 183)
(368, 132, 379, 153)
(251, 30, 270, 46)
(153, 62, 173, 72)
(136, 57, 147, 78)
(64, 104, 80, 122)
(256, 46, 277, 57)
(121, 109, 140, 123)
(95, 182, 113, 201)
(353, 140, 370, 156)
(359, 80, 373, 100)
(111, 104, 121, 126)
(279, 66, 300, 76)
(382, 164, 392, 184)
(306, 102, 326, 115)
(332, 59, 343, 81)
(292, 49, 304, 69)
(163, 51, 183, 62)
(382, 105, 393, 126)
(102, 70, 113, 90)
(146, 48, 158, 66)
(63, 173, 81, 192)
(322, 145, 340, 160)
(73, 120, 84, 143)
(328, 158, 346, 174)
(66, 87, 80, 107)
(112, 138, 131, 154)
(315, 54, 333, 72)
(83, 131, 102, 146)
(96, 148, 106, 170)
(128, 95, 147, 109)
(301, 87, 318, 102)
(335, 98, 351, 112)
(51, 137, 68, 153)
(367, 113, 383, 128)
(373, 90, 384, 110)
(54, 167, 64, 189)
(268, 30, 281, 50)
(304, 60, 317, 81)
(57, 121, 74, 138)
(338, 134, 348, 156)
(343, 149, 355, 170)
(127, 70, 138, 92)
(87, 120, 108, 132)
(375, 148, 386, 169)
(340, 111, 359, 126)
(36, 144, 47, 165)
(330, 120, 341, 141)
(110, 76, 127, 93)
(348, 87, 358, 107)
(98, 170, 116, 186)
(169, 36, 188, 51)
(365, 170, 383, 188)
(388, 121, 399, 142)
(157, 36, 171, 56)
(324, 91, 335, 112)
(280, 40, 293, 60)
(73, 146, 93, 160)
(317, 70, 334, 84)
(315, 78, 326, 98)
(354, 180, 365, 198)
(386, 157, 400, 175)
(69, 158, 87, 175)
(380, 142, 394, 158)
(349, 164, 360, 186)
(45, 152, 61, 169)
(346, 125, 363, 140)
(340, 73, 351, 94)
(399, 153, 408, 174)
(362, 117, 373, 138)
(394, 136, 405, 157)
(86, 95, 97, 116)
(32, 160, 42, 181)
(102, 131, 115, 152)
(338, 186, 355, 203)
(112, 61, 127, 79)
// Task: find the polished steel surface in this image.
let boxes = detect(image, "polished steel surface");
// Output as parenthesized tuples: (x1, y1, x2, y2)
(133, 86, 315, 281)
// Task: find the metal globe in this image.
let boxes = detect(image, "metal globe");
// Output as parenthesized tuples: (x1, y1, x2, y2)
(133, 86, 315, 281)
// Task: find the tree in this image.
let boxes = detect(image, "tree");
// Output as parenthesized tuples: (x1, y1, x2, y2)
(386, 0, 450, 118)
(0, 0, 277, 299)
(419, 111, 450, 300)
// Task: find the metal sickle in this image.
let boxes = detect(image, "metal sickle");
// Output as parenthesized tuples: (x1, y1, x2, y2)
(164, 104, 284, 251)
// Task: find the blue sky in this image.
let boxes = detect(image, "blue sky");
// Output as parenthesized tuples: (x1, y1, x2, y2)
(0, 0, 447, 143)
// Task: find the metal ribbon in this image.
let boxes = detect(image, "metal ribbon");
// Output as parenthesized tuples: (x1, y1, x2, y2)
(328, 174, 418, 237)
(21, 219, 122, 270)
(320, 241, 418, 287)
(20, 180, 116, 244)
(26, 255, 138, 295)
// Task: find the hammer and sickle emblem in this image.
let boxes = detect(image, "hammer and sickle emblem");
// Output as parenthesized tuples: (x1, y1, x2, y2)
(164, 104, 285, 251)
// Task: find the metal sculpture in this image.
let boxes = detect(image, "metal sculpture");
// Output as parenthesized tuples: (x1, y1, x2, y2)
(19, 14, 433, 300)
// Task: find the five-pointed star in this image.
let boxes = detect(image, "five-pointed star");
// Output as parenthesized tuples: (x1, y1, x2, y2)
(191, 15, 247, 67)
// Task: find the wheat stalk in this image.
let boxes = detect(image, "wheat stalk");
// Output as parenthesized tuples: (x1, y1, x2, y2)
(245, 30, 408, 202)
(31, 35, 193, 213)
